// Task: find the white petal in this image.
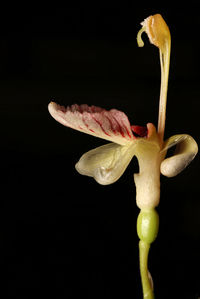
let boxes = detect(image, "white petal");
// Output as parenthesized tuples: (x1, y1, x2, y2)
(48, 102, 134, 145)
(75, 142, 136, 185)
(161, 134, 198, 177)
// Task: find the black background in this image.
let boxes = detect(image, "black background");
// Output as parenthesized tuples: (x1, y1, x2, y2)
(1, 3, 200, 299)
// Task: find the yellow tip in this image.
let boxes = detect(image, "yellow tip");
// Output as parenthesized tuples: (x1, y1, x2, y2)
(138, 14, 171, 53)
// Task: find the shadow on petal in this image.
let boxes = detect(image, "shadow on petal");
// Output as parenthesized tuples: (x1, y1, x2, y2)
(75, 142, 136, 185)
(161, 134, 198, 177)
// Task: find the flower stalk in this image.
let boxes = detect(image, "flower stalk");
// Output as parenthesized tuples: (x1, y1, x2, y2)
(137, 209, 159, 298)
(139, 241, 154, 299)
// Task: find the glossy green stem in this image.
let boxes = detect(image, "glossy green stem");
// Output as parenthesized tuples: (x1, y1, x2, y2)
(137, 209, 159, 298)
(139, 240, 154, 299)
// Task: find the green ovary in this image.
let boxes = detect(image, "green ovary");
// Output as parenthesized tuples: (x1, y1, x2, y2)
(137, 209, 159, 244)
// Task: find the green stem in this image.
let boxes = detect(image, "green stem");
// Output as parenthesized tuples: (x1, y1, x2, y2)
(139, 240, 154, 299)
(137, 209, 159, 298)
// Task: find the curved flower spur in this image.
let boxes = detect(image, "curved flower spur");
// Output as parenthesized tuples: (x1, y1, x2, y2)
(48, 14, 198, 299)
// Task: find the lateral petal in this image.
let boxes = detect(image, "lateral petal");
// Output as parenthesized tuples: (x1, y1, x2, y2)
(75, 142, 136, 185)
(161, 134, 198, 177)
(48, 102, 134, 145)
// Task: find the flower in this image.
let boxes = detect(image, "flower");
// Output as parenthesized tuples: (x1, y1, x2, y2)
(48, 14, 198, 299)
(48, 14, 198, 211)
(48, 103, 197, 210)
(48, 102, 161, 208)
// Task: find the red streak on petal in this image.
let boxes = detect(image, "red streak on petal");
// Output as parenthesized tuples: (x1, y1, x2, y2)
(92, 115, 111, 136)
(110, 115, 125, 137)
(82, 116, 89, 128)
(104, 114, 117, 135)
(123, 124, 133, 139)
(81, 111, 95, 133)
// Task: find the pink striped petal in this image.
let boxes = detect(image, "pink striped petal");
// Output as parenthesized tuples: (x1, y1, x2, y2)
(48, 102, 135, 145)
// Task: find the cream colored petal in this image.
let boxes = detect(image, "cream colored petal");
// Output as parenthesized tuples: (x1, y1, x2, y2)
(75, 142, 136, 185)
(161, 134, 198, 177)
(48, 102, 134, 145)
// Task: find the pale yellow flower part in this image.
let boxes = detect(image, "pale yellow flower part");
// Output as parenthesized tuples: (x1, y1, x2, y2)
(161, 134, 198, 177)
(48, 14, 198, 210)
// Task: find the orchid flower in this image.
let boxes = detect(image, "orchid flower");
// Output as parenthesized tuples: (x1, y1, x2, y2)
(48, 14, 198, 299)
